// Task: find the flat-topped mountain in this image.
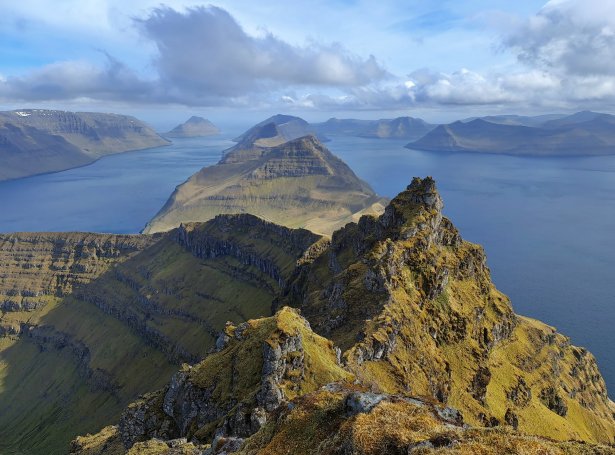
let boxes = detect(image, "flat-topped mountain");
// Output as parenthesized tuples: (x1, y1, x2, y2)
(0, 109, 169, 181)
(70, 178, 615, 455)
(164, 116, 220, 138)
(408, 111, 615, 156)
(143, 120, 387, 235)
(314, 116, 435, 140)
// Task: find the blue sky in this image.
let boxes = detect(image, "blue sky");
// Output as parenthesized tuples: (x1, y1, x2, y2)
(1, 0, 614, 126)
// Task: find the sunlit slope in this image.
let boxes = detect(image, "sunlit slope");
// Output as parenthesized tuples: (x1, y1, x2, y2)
(0, 216, 318, 454)
(144, 134, 387, 236)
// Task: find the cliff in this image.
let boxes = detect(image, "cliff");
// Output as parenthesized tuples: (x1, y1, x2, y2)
(0, 109, 169, 181)
(406, 112, 615, 156)
(0, 216, 319, 454)
(143, 133, 387, 236)
(71, 178, 615, 454)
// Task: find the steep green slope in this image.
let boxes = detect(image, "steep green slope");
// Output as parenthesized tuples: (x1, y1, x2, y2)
(281, 177, 615, 442)
(0, 216, 319, 454)
(143, 134, 387, 236)
(72, 178, 615, 455)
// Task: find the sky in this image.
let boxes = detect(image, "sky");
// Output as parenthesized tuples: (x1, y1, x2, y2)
(1, 0, 615, 128)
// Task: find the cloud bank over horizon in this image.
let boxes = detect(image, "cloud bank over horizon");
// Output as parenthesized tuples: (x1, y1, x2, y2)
(1, 0, 615, 114)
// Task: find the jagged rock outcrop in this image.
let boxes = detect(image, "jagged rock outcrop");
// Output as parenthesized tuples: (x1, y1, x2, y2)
(115, 307, 351, 449)
(279, 176, 615, 443)
(0, 109, 169, 181)
(143, 118, 387, 235)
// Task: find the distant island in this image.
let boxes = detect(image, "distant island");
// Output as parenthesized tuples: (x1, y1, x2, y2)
(144, 114, 386, 235)
(235, 114, 328, 144)
(406, 111, 615, 156)
(312, 116, 435, 141)
(164, 116, 220, 138)
(0, 109, 169, 181)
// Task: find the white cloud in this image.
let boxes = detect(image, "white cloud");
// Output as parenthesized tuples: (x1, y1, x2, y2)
(0, 5, 387, 106)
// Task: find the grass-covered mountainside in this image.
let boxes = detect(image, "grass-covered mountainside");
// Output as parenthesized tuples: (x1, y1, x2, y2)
(407, 111, 615, 156)
(313, 116, 435, 140)
(164, 116, 220, 138)
(143, 121, 387, 235)
(0, 109, 169, 181)
(71, 178, 615, 455)
(0, 216, 319, 454)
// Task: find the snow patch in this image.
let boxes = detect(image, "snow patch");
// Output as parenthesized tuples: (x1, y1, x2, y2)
(15, 111, 31, 117)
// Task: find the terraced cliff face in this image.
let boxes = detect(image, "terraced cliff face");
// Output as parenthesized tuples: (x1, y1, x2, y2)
(71, 178, 615, 455)
(0, 216, 319, 455)
(0, 109, 169, 181)
(144, 134, 387, 235)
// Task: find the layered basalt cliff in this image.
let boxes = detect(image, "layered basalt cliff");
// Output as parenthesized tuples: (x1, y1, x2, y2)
(0, 109, 169, 181)
(0, 216, 320, 455)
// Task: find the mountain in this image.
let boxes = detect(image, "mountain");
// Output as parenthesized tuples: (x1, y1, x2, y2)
(164, 116, 220, 138)
(313, 116, 435, 140)
(461, 113, 565, 127)
(407, 111, 615, 156)
(233, 114, 327, 145)
(0, 109, 169, 181)
(70, 178, 615, 455)
(0, 216, 320, 454)
(143, 125, 387, 235)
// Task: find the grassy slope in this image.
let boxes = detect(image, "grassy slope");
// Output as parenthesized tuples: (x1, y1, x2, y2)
(143, 137, 386, 236)
(0, 218, 318, 454)
(282, 180, 615, 443)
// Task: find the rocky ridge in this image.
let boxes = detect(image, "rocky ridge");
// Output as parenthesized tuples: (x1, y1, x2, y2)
(72, 177, 615, 455)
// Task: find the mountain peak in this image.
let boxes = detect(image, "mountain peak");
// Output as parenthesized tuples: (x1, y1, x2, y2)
(165, 116, 219, 138)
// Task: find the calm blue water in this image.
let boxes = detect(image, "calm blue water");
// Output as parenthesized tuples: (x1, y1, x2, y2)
(0, 135, 236, 233)
(0, 134, 614, 393)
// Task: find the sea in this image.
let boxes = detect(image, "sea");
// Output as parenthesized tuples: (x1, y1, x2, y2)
(1, 133, 614, 392)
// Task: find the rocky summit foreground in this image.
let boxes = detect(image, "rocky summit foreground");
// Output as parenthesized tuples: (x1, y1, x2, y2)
(70, 178, 615, 455)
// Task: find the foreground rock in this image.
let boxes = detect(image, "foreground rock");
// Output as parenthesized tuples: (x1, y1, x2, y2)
(0, 109, 169, 181)
(73, 178, 615, 454)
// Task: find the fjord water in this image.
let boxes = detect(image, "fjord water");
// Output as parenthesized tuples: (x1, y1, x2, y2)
(0, 136, 235, 233)
(0, 135, 614, 394)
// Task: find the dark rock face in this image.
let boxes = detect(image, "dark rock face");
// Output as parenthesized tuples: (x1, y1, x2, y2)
(176, 214, 321, 288)
(508, 377, 532, 407)
(540, 386, 568, 417)
(470, 367, 492, 405)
